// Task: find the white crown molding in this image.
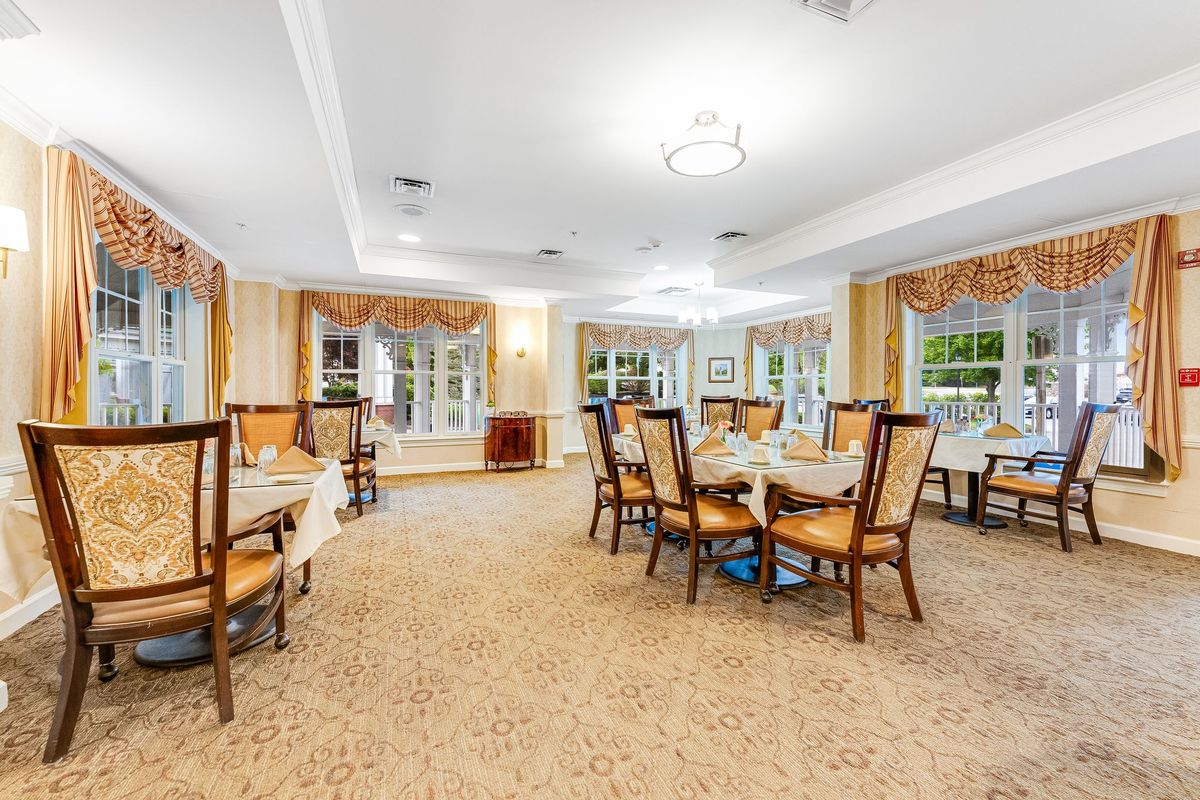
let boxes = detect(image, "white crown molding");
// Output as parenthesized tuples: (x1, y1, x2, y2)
(233, 272, 298, 290)
(361, 244, 642, 284)
(0, 0, 38, 40)
(278, 0, 366, 263)
(710, 63, 1200, 284)
(0, 84, 54, 144)
(859, 193, 1200, 284)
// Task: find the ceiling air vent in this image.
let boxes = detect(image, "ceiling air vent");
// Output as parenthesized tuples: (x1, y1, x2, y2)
(389, 176, 436, 199)
(536, 249, 564, 260)
(656, 286, 692, 297)
(789, 0, 878, 23)
(712, 231, 748, 241)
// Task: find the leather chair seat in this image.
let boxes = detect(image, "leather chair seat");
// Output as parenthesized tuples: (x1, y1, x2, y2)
(90, 550, 283, 626)
(988, 472, 1086, 499)
(599, 472, 652, 502)
(660, 493, 759, 532)
(341, 458, 376, 476)
(770, 506, 901, 556)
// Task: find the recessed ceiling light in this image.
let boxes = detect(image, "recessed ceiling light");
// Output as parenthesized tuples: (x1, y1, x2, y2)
(654, 264, 670, 271)
(397, 234, 421, 243)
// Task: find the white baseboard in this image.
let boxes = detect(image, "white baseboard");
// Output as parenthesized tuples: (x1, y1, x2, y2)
(0, 585, 59, 641)
(0, 679, 7, 714)
(563, 446, 588, 455)
(378, 461, 487, 476)
(919, 487, 1200, 556)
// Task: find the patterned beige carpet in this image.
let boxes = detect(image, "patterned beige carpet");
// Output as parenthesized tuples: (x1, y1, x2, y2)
(0, 455, 1198, 799)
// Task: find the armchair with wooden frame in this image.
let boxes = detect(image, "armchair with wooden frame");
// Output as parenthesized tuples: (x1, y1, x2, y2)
(699, 395, 736, 428)
(357, 396, 377, 461)
(18, 418, 288, 762)
(735, 397, 783, 442)
(577, 402, 655, 554)
(855, 397, 951, 510)
(976, 402, 1119, 552)
(311, 398, 377, 517)
(607, 396, 655, 435)
(759, 410, 943, 641)
(635, 406, 761, 604)
(226, 402, 317, 594)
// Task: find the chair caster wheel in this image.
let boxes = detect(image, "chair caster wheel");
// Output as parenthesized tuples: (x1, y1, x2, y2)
(1018, 520, 1028, 527)
(760, 591, 772, 604)
(298, 581, 312, 595)
(977, 528, 987, 536)
(98, 663, 118, 683)
(274, 633, 291, 650)
(768, 582, 781, 595)
(943, 504, 952, 510)
(676, 540, 687, 551)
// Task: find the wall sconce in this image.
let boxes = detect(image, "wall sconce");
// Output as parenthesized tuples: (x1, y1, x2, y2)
(0, 206, 30, 279)
(515, 346, 527, 358)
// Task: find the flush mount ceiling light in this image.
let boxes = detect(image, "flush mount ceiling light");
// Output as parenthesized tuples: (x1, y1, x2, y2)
(393, 203, 431, 217)
(654, 264, 670, 271)
(661, 111, 745, 177)
(397, 233, 421, 243)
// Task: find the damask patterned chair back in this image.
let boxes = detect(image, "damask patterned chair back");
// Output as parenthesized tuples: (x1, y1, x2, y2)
(609, 396, 654, 434)
(858, 410, 944, 533)
(226, 403, 310, 459)
(18, 419, 231, 603)
(1064, 402, 1121, 483)
(825, 400, 881, 452)
(577, 402, 616, 484)
(736, 398, 783, 441)
(633, 406, 693, 513)
(309, 399, 363, 463)
(700, 396, 736, 428)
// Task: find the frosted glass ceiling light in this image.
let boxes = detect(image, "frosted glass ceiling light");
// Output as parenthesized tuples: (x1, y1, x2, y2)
(661, 111, 745, 177)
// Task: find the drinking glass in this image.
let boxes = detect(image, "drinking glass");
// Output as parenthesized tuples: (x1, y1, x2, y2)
(700, 424, 710, 440)
(786, 433, 799, 453)
(257, 444, 278, 474)
(736, 432, 749, 455)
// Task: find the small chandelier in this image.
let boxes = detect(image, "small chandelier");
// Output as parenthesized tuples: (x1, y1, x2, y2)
(661, 110, 745, 177)
(677, 283, 719, 327)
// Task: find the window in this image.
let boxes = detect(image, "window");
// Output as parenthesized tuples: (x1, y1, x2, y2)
(910, 259, 1145, 473)
(757, 340, 829, 426)
(586, 344, 685, 402)
(90, 241, 186, 425)
(314, 317, 486, 436)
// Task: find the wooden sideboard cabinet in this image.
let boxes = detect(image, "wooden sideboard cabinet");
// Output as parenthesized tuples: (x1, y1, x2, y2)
(484, 414, 535, 471)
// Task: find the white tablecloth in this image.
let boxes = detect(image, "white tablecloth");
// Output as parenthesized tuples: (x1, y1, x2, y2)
(0, 460, 349, 606)
(930, 433, 1051, 474)
(612, 434, 864, 524)
(362, 427, 401, 456)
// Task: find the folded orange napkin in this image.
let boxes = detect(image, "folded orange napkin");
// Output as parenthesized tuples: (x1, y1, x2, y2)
(783, 432, 828, 462)
(240, 442, 258, 467)
(366, 416, 388, 429)
(691, 431, 734, 456)
(266, 446, 325, 475)
(983, 423, 1023, 439)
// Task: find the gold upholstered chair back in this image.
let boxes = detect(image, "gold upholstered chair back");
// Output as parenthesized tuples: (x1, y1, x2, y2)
(700, 396, 736, 428)
(226, 403, 310, 460)
(609, 396, 654, 434)
(824, 400, 881, 453)
(310, 399, 362, 463)
(736, 398, 783, 441)
(577, 402, 614, 483)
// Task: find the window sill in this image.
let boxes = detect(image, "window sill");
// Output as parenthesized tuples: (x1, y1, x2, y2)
(391, 434, 484, 448)
(1093, 473, 1169, 498)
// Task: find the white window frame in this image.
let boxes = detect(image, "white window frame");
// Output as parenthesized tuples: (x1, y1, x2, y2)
(89, 250, 188, 426)
(754, 340, 830, 426)
(586, 343, 686, 402)
(313, 314, 488, 438)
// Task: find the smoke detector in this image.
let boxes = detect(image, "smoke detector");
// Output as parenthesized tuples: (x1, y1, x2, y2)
(536, 249, 564, 260)
(789, 0, 878, 23)
(389, 176, 436, 198)
(393, 203, 431, 217)
(712, 231, 748, 241)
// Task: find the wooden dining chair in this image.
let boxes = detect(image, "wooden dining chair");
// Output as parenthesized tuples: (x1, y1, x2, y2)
(226, 402, 316, 593)
(577, 402, 655, 554)
(357, 396, 377, 461)
(759, 409, 943, 641)
(976, 402, 1120, 552)
(608, 396, 655, 434)
(311, 398, 377, 517)
(700, 395, 737, 428)
(635, 406, 760, 604)
(735, 398, 783, 441)
(856, 397, 951, 510)
(18, 418, 288, 762)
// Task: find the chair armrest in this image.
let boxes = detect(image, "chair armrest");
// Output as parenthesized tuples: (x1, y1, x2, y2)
(982, 453, 1069, 466)
(766, 484, 860, 508)
(691, 480, 750, 492)
(615, 459, 645, 468)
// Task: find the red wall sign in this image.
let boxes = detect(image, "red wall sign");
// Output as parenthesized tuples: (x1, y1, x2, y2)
(1180, 368, 1200, 387)
(1180, 249, 1200, 270)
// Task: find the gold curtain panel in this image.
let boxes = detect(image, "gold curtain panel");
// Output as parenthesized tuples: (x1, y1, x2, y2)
(88, 166, 226, 303)
(299, 290, 498, 403)
(894, 221, 1137, 315)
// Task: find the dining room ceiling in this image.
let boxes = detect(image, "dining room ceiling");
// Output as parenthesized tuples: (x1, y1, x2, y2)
(1, 0, 1199, 321)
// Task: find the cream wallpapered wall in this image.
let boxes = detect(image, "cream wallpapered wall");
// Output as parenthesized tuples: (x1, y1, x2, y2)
(277, 289, 300, 403)
(230, 280, 283, 405)
(0, 122, 44, 462)
(693, 327, 746, 399)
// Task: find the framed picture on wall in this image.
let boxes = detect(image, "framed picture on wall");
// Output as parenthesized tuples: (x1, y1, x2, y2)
(708, 357, 734, 383)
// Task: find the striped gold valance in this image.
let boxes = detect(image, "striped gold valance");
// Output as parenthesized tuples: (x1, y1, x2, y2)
(583, 322, 691, 350)
(88, 166, 226, 303)
(747, 312, 831, 349)
(299, 290, 498, 403)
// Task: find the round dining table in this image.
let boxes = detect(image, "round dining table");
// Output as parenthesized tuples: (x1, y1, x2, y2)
(929, 431, 1051, 528)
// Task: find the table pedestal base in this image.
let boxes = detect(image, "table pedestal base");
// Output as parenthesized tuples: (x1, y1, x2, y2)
(944, 511, 1007, 529)
(133, 603, 279, 668)
(719, 556, 809, 588)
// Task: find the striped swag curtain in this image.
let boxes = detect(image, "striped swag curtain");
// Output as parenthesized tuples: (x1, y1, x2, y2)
(576, 323, 695, 405)
(743, 312, 833, 399)
(298, 291, 498, 403)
